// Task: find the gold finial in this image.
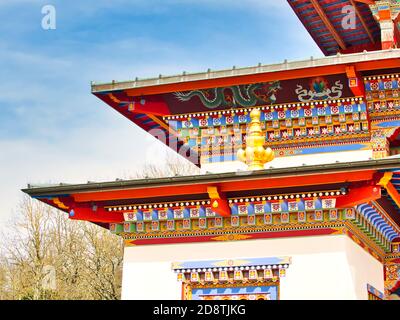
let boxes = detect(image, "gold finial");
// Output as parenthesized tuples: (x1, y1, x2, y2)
(237, 108, 274, 170)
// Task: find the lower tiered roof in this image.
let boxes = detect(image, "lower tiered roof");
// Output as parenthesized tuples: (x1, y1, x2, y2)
(22, 158, 400, 261)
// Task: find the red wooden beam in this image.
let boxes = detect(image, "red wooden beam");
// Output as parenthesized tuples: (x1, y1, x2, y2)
(349, 0, 376, 44)
(309, 0, 347, 50)
(72, 170, 376, 203)
(69, 206, 124, 223)
(336, 184, 381, 208)
(373, 198, 400, 230)
(286, 0, 330, 56)
(354, 0, 375, 5)
(207, 186, 231, 217)
(377, 171, 400, 209)
(388, 127, 400, 142)
(100, 93, 171, 116)
(345, 65, 365, 96)
(385, 181, 400, 209)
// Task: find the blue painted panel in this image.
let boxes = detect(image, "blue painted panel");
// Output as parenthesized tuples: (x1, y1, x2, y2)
(191, 285, 278, 300)
(281, 201, 288, 212)
(173, 257, 291, 270)
(376, 120, 400, 128)
(183, 208, 190, 219)
(231, 204, 238, 215)
(300, 143, 366, 155)
(167, 209, 174, 220)
(298, 200, 305, 211)
(247, 203, 255, 215)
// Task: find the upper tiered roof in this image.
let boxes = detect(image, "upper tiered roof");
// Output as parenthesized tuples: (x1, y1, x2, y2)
(287, 0, 381, 55)
(91, 49, 398, 95)
(90, 49, 400, 167)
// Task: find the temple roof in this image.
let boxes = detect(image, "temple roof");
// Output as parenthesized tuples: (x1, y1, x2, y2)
(287, 0, 381, 56)
(22, 158, 400, 247)
(91, 49, 399, 94)
(89, 49, 400, 167)
(22, 158, 400, 197)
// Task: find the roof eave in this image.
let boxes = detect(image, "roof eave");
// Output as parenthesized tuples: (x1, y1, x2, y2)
(91, 49, 400, 94)
(22, 158, 400, 197)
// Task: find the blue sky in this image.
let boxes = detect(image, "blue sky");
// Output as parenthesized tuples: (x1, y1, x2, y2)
(0, 0, 321, 225)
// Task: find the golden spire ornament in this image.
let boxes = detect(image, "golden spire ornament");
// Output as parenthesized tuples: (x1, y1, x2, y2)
(237, 108, 274, 170)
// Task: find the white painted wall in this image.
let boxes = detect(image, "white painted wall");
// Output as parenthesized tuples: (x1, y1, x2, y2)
(200, 150, 373, 174)
(121, 235, 384, 300)
(344, 237, 385, 299)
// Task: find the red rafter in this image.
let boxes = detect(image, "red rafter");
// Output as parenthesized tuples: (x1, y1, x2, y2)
(354, 0, 375, 5)
(350, 0, 376, 43)
(309, 0, 347, 50)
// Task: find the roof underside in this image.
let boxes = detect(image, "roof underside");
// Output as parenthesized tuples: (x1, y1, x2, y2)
(22, 159, 400, 239)
(90, 50, 400, 167)
(288, 0, 380, 56)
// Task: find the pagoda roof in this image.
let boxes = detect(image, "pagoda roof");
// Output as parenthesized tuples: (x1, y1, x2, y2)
(91, 49, 399, 95)
(287, 0, 381, 56)
(89, 49, 400, 167)
(22, 158, 400, 249)
(22, 158, 400, 198)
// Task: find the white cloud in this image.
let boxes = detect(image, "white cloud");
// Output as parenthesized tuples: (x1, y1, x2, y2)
(0, 0, 321, 228)
(0, 35, 202, 226)
(0, 117, 174, 225)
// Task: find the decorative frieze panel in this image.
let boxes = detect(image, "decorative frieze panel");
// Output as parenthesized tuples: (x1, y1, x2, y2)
(165, 99, 369, 162)
(173, 257, 290, 300)
(384, 262, 400, 299)
(371, 129, 390, 159)
(183, 281, 279, 301)
(367, 284, 384, 300)
(392, 242, 400, 253)
(110, 191, 344, 216)
(365, 74, 400, 101)
(175, 265, 288, 285)
(365, 74, 400, 119)
(351, 204, 400, 251)
(114, 203, 396, 258)
(110, 191, 348, 238)
(117, 209, 348, 235)
(108, 192, 398, 258)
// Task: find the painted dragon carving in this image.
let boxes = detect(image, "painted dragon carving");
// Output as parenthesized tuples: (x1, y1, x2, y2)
(174, 81, 281, 109)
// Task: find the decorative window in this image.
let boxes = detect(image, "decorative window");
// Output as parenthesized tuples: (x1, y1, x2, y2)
(185, 282, 278, 300)
(172, 257, 291, 300)
(367, 284, 384, 300)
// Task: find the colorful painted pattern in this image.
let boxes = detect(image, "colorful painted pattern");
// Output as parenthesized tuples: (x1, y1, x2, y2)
(191, 285, 277, 300)
(385, 262, 400, 298)
(365, 75, 400, 124)
(118, 211, 348, 236)
(356, 204, 400, 244)
(172, 257, 291, 270)
(112, 194, 346, 236)
(166, 99, 369, 163)
(288, 0, 379, 56)
(174, 81, 281, 109)
(174, 257, 289, 300)
(367, 284, 384, 300)
(110, 192, 343, 215)
(154, 74, 400, 165)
